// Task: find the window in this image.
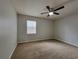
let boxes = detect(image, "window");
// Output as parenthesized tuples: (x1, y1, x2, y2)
(26, 20, 36, 34)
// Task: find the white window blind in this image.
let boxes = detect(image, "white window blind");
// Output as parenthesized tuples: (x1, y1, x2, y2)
(26, 20, 36, 34)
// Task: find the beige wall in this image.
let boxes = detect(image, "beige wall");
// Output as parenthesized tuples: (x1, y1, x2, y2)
(0, 0, 17, 59)
(53, 13, 78, 46)
(17, 14, 53, 43)
(17, 13, 78, 47)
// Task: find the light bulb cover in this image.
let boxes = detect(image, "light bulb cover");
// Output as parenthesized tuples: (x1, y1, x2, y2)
(49, 12, 54, 16)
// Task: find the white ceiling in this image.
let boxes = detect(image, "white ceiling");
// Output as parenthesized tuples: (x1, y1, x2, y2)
(11, 0, 78, 20)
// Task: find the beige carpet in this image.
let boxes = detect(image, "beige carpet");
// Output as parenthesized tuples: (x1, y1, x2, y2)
(11, 40, 78, 59)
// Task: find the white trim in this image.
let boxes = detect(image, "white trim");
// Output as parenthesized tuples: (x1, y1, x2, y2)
(54, 36, 78, 47)
(58, 39, 77, 47)
(18, 37, 77, 47)
(18, 39, 52, 43)
(8, 44, 17, 59)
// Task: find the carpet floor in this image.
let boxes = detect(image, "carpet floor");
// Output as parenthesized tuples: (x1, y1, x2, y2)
(11, 40, 78, 59)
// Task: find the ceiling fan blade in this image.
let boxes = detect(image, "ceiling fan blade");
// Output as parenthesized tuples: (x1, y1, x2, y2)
(41, 12, 49, 14)
(54, 12, 59, 15)
(54, 6, 64, 11)
(46, 6, 51, 12)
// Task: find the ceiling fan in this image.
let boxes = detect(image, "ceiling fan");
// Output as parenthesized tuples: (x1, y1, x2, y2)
(41, 6, 64, 16)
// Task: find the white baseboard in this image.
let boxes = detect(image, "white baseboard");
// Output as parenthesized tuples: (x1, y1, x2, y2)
(9, 44, 17, 59)
(54, 35, 78, 47)
(18, 39, 53, 43)
(54, 38, 78, 47)
(18, 38, 77, 47)
(58, 39, 78, 47)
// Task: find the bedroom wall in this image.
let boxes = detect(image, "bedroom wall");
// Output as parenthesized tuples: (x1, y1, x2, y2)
(53, 13, 78, 47)
(17, 14, 53, 43)
(0, 0, 17, 59)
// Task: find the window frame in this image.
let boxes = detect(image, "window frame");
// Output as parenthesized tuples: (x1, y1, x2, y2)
(26, 20, 37, 35)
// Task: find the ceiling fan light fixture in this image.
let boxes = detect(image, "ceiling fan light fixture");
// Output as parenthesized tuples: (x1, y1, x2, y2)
(49, 12, 54, 16)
